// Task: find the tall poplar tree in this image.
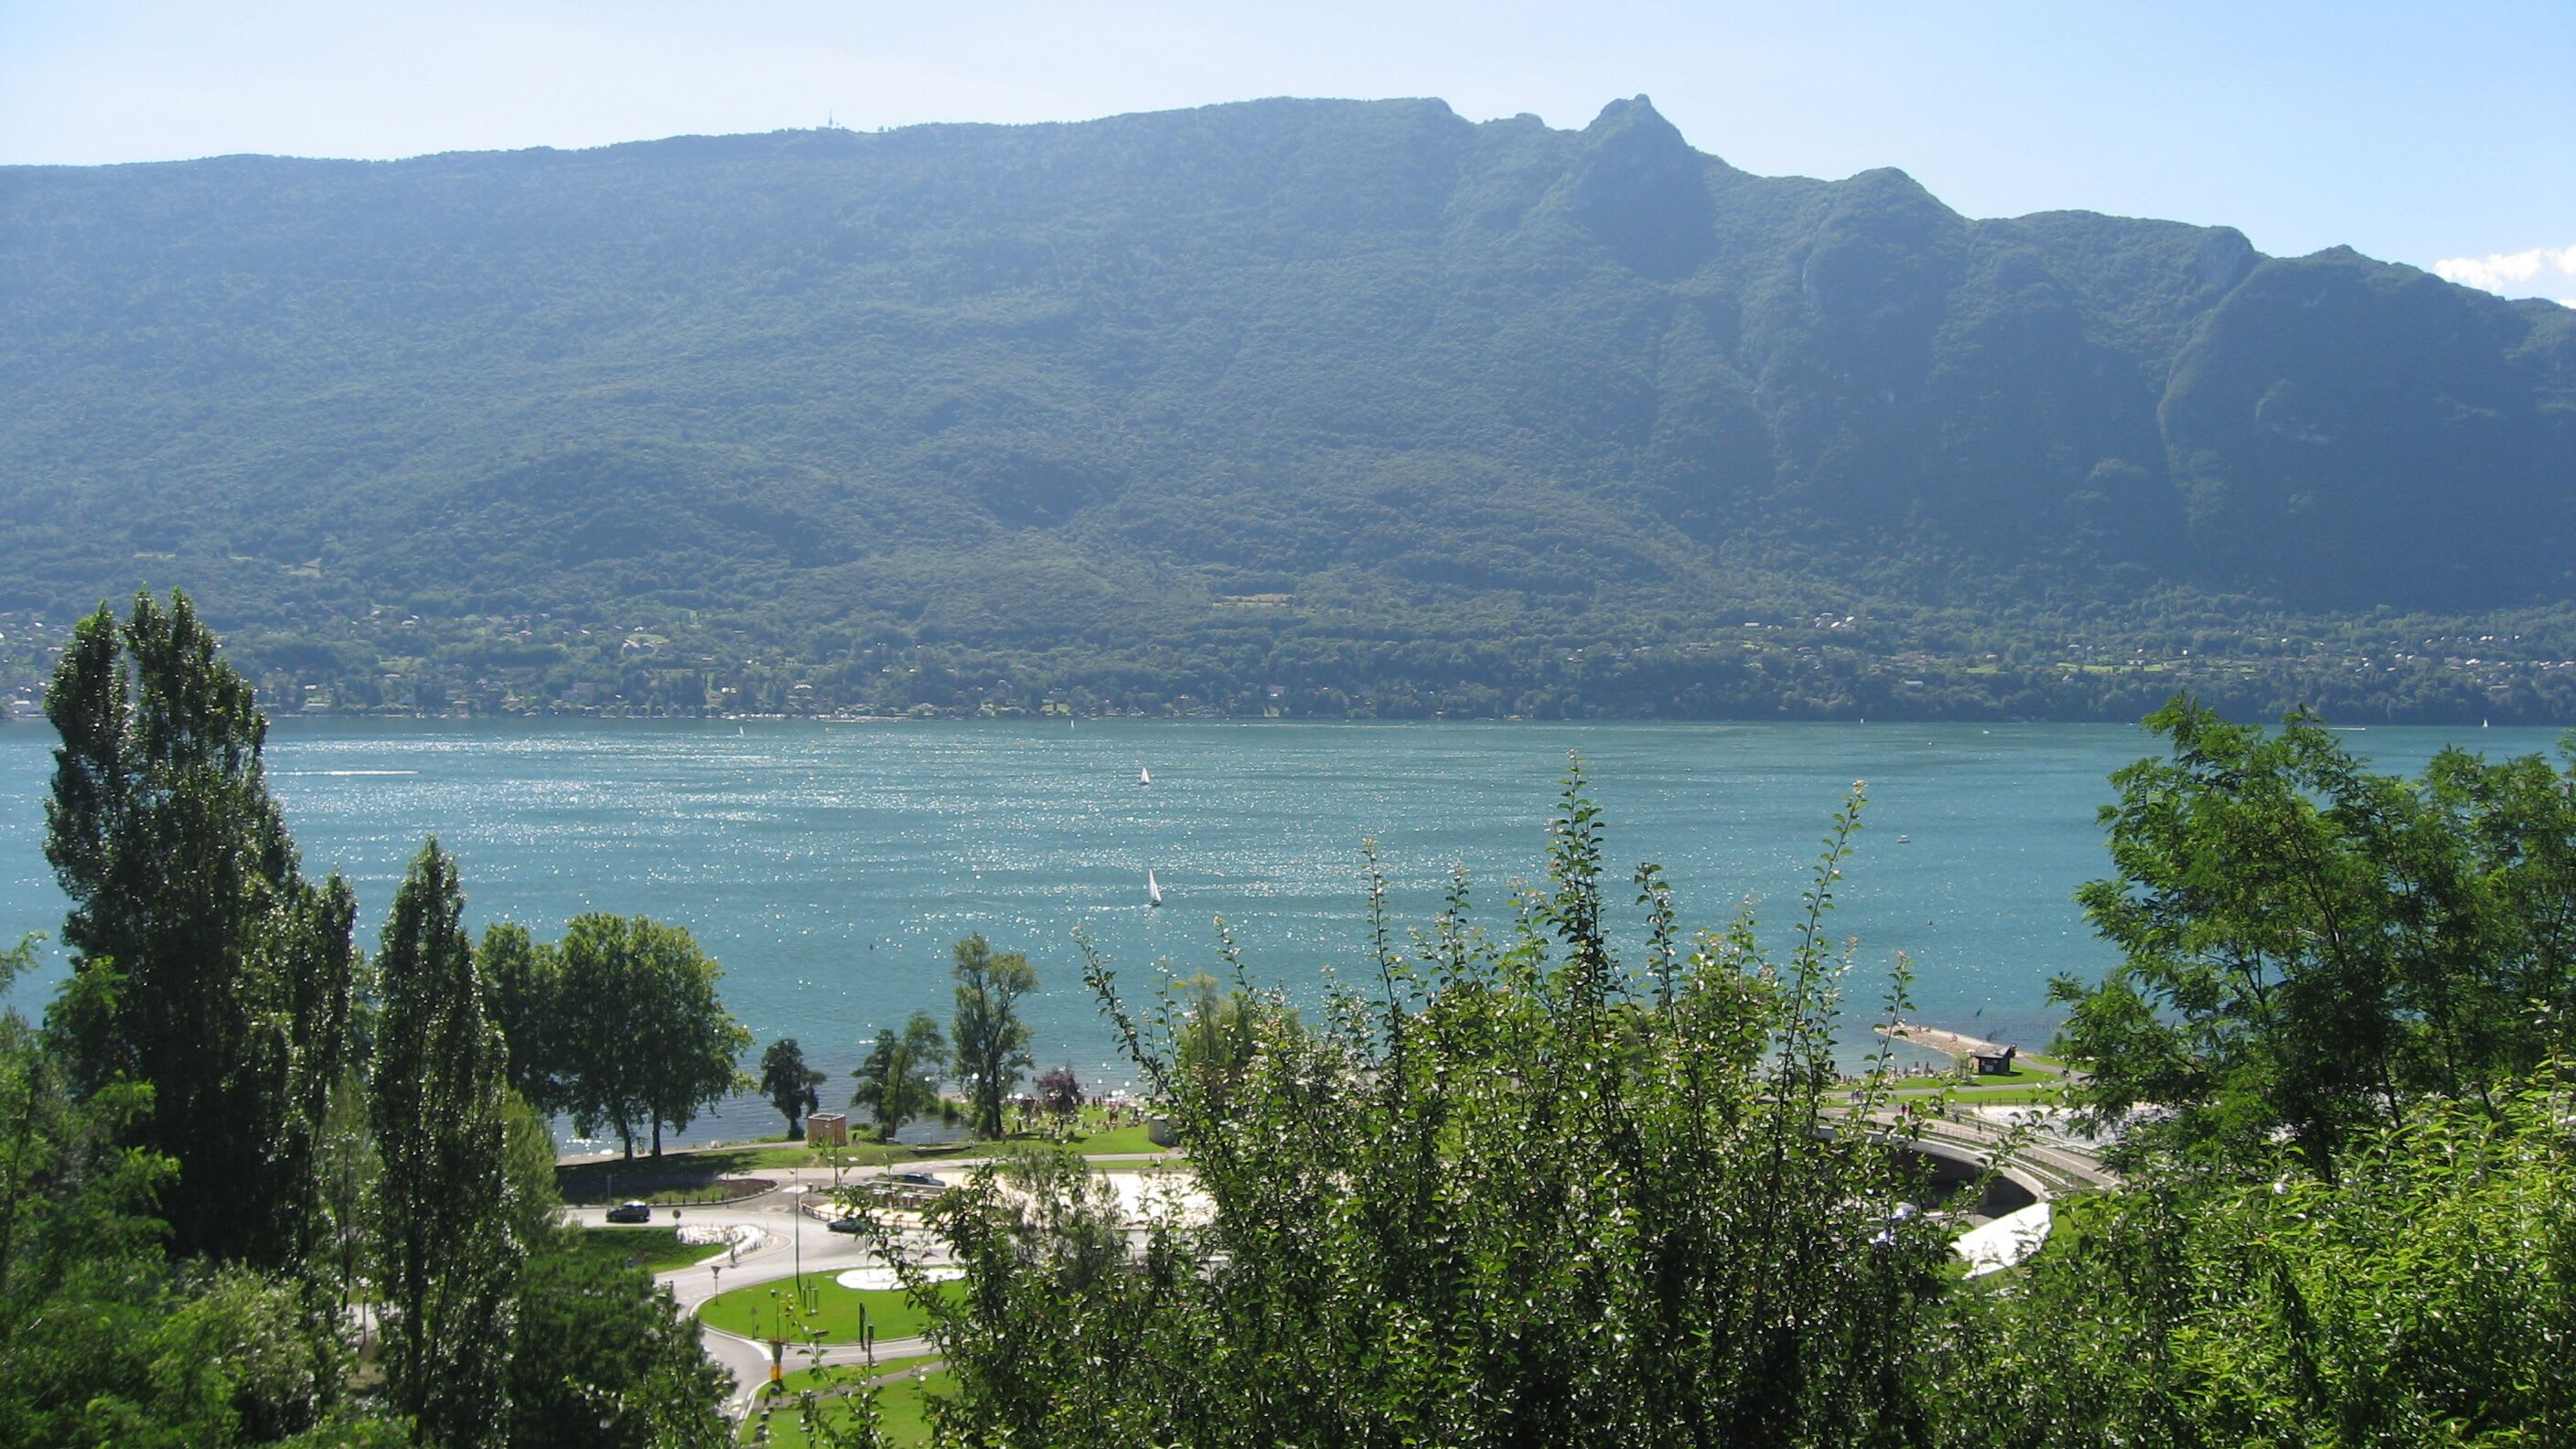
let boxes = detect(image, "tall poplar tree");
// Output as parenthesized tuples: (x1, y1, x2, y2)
(43, 589, 357, 1267)
(950, 934, 1037, 1140)
(371, 839, 515, 1449)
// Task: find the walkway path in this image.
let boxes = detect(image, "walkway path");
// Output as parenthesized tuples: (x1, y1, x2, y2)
(580, 1152, 1178, 1420)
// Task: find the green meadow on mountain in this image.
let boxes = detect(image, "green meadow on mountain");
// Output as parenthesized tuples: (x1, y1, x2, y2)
(4, 97, 2571, 719)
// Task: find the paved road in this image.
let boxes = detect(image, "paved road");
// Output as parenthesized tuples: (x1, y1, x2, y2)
(573, 1164, 938, 1418)
(578, 1154, 1176, 1420)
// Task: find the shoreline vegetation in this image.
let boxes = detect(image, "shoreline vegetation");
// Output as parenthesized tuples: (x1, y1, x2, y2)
(21, 610, 2576, 726)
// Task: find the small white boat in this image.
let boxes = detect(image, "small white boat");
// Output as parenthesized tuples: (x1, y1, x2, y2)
(1139, 766, 1153, 786)
(1147, 870, 1164, 907)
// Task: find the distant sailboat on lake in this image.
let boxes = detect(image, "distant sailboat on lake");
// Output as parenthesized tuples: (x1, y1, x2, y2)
(1147, 870, 1164, 907)
(1139, 766, 1153, 786)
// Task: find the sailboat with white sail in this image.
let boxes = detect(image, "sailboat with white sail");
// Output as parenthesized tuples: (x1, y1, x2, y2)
(1147, 870, 1164, 907)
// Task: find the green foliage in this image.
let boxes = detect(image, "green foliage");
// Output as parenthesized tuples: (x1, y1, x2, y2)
(0, 948, 367, 1446)
(2054, 696, 2576, 1170)
(41, 589, 359, 1269)
(8, 602, 739, 1445)
(1941, 1076, 2575, 1446)
(851, 1013, 946, 1143)
(564, 1226, 710, 1276)
(761, 1036, 827, 1138)
(500, 1090, 566, 1254)
(527, 913, 752, 1157)
(4, 104, 2568, 723)
(867, 762, 1957, 1448)
(312, 1069, 376, 1325)
(479, 921, 562, 1112)
(947, 936, 1036, 1142)
(505, 1249, 730, 1449)
(369, 839, 516, 1449)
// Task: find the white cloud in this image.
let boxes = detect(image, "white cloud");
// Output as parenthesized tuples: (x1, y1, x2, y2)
(2434, 244, 2576, 297)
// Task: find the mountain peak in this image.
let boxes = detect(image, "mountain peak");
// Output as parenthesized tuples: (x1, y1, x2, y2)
(1583, 95, 1685, 150)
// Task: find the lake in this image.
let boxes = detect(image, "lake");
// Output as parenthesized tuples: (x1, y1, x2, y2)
(0, 718, 2550, 1146)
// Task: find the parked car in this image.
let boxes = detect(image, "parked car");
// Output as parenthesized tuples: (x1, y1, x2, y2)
(605, 1200, 651, 1223)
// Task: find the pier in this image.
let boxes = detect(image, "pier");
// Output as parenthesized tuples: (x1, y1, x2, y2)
(1876, 1020, 2013, 1061)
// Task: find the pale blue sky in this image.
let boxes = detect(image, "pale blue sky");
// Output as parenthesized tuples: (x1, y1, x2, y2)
(4, 2, 2570, 297)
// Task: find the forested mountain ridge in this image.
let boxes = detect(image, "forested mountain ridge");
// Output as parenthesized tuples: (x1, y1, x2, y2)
(5, 96, 2572, 720)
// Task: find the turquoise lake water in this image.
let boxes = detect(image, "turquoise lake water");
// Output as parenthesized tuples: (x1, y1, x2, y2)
(0, 718, 2553, 1145)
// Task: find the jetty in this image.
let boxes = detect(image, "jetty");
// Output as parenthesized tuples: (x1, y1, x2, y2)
(1876, 1020, 2037, 1074)
(1878, 1020, 2012, 1060)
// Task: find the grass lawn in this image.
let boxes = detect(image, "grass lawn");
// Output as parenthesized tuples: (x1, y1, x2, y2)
(741, 1365, 949, 1448)
(1938, 1084, 2075, 1107)
(765, 1357, 930, 1396)
(1881, 1065, 2063, 1093)
(1068, 1122, 1165, 1155)
(699, 1276, 963, 1346)
(808, 1139, 982, 1166)
(564, 1226, 717, 1274)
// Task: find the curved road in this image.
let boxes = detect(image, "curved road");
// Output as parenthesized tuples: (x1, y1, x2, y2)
(571, 1164, 946, 1420)
(574, 1154, 1176, 1420)
(579, 1132, 2109, 1421)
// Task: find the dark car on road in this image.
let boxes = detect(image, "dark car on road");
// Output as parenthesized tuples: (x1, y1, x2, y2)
(605, 1200, 651, 1223)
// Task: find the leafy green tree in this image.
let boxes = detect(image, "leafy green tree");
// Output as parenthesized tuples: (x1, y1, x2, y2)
(478, 922, 564, 1114)
(759, 1036, 826, 1138)
(851, 1013, 944, 1143)
(505, 1251, 730, 1449)
(370, 840, 516, 1449)
(480, 1084, 723, 1449)
(42, 590, 360, 1266)
(552, 914, 750, 1158)
(3, 936, 384, 1445)
(1938, 1073, 2576, 1447)
(2054, 698, 2576, 1170)
(498, 1090, 567, 1258)
(1169, 971, 1302, 1116)
(868, 764, 1954, 1448)
(313, 1069, 378, 1334)
(948, 935, 1036, 1141)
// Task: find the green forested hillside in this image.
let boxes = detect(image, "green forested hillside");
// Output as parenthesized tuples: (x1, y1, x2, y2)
(4, 96, 2571, 720)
